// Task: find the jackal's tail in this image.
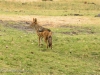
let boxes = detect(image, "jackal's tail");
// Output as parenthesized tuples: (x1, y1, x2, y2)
(48, 32, 52, 49)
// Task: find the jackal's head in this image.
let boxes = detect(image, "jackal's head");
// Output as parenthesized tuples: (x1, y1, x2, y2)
(30, 18, 37, 28)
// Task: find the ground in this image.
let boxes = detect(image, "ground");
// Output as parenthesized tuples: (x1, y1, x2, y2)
(0, 0, 100, 74)
(0, 15, 100, 28)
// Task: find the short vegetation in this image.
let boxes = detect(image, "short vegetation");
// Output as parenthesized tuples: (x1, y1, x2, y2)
(0, 0, 100, 75)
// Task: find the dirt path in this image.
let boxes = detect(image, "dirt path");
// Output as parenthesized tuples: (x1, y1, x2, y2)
(0, 15, 100, 28)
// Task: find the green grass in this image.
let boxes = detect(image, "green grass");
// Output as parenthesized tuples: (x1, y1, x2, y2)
(0, 0, 100, 75)
(0, 0, 100, 16)
(0, 23, 100, 75)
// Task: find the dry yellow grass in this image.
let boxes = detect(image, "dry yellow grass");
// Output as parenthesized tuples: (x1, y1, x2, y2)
(4, 0, 59, 2)
(5, 0, 100, 3)
(4, 0, 41, 2)
(0, 0, 100, 28)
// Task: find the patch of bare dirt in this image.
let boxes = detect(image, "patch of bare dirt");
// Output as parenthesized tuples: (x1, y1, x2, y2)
(0, 20, 95, 35)
(0, 15, 99, 35)
(0, 15, 99, 28)
(0, 20, 32, 32)
(59, 25, 95, 35)
(95, 14, 100, 17)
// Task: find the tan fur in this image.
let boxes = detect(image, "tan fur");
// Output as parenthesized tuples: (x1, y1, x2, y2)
(30, 18, 52, 49)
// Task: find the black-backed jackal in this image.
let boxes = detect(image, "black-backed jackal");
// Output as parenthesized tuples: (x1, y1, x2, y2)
(30, 18, 52, 49)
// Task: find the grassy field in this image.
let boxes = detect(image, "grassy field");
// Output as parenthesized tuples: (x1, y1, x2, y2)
(0, 21, 100, 75)
(0, 0, 100, 16)
(0, 0, 100, 75)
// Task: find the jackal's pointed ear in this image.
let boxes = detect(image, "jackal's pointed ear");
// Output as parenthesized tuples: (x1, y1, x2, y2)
(34, 18, 37, 23)
(33, 18, 35, 22)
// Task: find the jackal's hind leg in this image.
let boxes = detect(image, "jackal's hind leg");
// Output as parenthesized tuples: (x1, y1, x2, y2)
(39, 36, 40, 47)
(44, 37, 48, 49)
